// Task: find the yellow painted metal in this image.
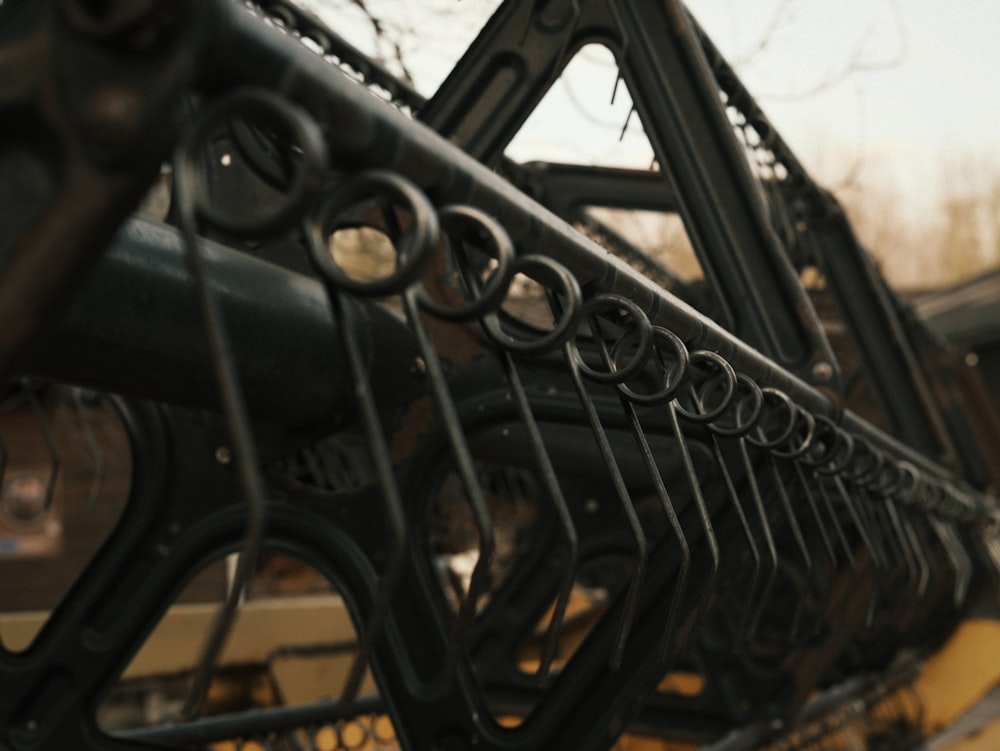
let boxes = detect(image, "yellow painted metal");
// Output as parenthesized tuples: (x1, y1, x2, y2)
(917, 619, 1000, 736)
(942, 715, 1000, 751)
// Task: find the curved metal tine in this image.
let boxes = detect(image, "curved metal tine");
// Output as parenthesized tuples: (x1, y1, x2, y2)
(794, 463, 837, 570)
(21, 380, 60, 514)
(71, 387, 106, 510)
(950, 524, 973, 606)
(590, 324, 692, 669)
(175, 175, 268, 721)
(563, 337, 649, 670)
(900, 513, 930, 599)
(831, 476, 884, 627)
(792, 464, 838, 636)
(666, 399, 721, 656)
(813, 477, 857, 633)
(500, 348, 579, 680)
(862, 491, 902, 590)
(859, 486, 912, 595)
(733, 438, 779, 644)
(882, 496, 919, 597)
(710, 433, 760, 651)
(852, 486, 891, 575)
(401, 287, 496, 693)
(815, 478, 855, 569)
(927, 515, 965, 607)
(324, 295, 408, 705)
(945, 518, 974, 605)
(455, 247, 578, 681)
(766, 457, 812, 644)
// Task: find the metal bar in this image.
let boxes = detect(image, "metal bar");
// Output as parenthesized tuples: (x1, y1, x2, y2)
(23, 217, 420, 427)
(615, 0, 839, 386)
(120, 695, 385, 745)
(205, 2, 986, 514)
(417, 0, 840, 389)
(208, 2, 840, 419)
(517, 162, 679, 216)
(691, 14, 962, 469)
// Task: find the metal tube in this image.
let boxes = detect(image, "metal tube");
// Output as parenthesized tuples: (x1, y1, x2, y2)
(24, 217, 416, 426)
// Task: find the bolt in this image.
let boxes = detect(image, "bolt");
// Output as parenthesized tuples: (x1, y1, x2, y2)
(811, 360, 833, 382)
(411, 356, 426, 375)
(214, 445, 232, 466)
(965, 351, 980, 367)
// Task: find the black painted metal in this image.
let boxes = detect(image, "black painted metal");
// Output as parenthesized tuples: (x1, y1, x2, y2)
(420, 0, 841, 392)
(25, 217, 422, 427)
(0, 2, 997, 751)
(690, 19, 975, 476)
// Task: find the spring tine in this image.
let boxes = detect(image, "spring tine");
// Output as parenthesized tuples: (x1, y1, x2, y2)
(175, 208, 269, 722)
(901, 513, 930, 599)
(816, 478, 856, 570)
(798, 475, 841, 642)
(710, 435, 760, 650)
(564, 347, 648, 669)
(928, 513, 959, 602)
(883, 497, 919, 597)
(794, 463, 837, 569)
(175, 219, 267, 720)
(666, 400, 721, 655)
(767, 457, 812, 643)
(736, 439, 779, 643)
(832, 477, 882, 571)
(71, 387, 106, 510)
(831, 476, 883, 628)
(864, 487, 910, 593)
(325, 294, 408, 705)
(173, 88, 331, 718)
(401, 287, 495, 693)
(496, 347, 578, 680)
(448, 224, 578, 681)
(587, 312, 692, 668)
(948, 520, 974, 605)
(852, 486, 890, 573)
(627, 399, 691, 667)
(900, 510, 931, 599)
(22, 381, 60, 515)
(860, 490, 899, 592)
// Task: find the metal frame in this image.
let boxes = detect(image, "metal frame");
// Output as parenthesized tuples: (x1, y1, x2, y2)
(0, 1, 997, 750)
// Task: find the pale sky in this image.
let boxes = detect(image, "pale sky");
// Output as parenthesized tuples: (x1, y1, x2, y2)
(696, 0, 1000, 218)
(302, 0, 1000, 284)
(306, 0, 1000, 214)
